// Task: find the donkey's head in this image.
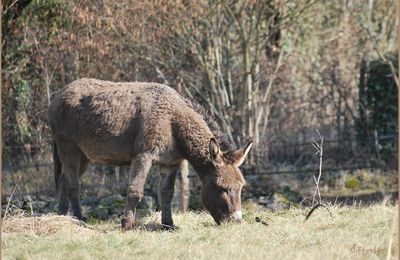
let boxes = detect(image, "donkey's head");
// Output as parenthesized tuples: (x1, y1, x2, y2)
(201, 139, 252, 224)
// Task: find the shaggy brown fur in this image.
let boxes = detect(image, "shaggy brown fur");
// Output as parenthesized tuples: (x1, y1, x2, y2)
(49, 78, 252, 229)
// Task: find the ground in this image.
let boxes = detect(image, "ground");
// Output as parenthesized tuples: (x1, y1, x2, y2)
(2, 204, 398, 260)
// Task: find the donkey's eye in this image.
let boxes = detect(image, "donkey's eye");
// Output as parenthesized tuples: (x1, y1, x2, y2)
(218, 187, 227, 193)
(220, 187, 230, 193)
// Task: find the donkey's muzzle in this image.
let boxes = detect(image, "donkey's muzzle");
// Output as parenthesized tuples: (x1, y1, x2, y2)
(228, 210, 243, 223)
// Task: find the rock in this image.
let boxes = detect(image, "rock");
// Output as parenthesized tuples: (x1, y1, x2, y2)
(266, 192, 291, 210)
(47, 200, 58, 212)
(82, 195, 100, 206)
(91, 205, 109, 220)
(23, 194, 38, 203)
(31, 200, 48, 211)
(258, 196, 268, 205)
(281, 186, 302, 203)
(37, 195, 55, 203)
(101, 194, 124, 206)
(95, 194, 125, 218)
(136, 208, 151, 218)
(139, 195, 155, 210)
(266, 195, 279, 210)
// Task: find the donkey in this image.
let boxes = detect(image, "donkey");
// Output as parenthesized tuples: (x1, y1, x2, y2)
(48, 78, 252, 230)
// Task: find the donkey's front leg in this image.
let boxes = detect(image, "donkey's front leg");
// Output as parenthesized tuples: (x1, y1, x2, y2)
(122, 153, 154, 230)
(159, 165, 179, 229)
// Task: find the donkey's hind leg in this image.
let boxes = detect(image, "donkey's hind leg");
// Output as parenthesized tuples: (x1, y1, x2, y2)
(159, 165, 179, 229)
(70, 154, 88, 220)
(58, 174, 69, 215)
(58, 142, 87, 221)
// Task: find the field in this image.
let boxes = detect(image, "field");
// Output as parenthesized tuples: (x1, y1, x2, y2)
(3, 203, 398, 260)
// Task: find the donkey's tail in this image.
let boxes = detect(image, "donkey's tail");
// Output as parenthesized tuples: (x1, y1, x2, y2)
(53, 142, 62, 192)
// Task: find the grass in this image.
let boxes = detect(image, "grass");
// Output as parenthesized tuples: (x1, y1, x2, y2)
(2, 203, 398, 260)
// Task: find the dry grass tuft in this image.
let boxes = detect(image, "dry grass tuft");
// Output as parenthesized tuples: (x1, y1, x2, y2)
(3, 213, 104, 236)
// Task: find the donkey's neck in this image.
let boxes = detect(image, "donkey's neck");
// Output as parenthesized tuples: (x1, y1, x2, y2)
(173, 111, 214, 176)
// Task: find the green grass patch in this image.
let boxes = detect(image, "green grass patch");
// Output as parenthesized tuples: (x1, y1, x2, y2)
(3, 204, 398, 259)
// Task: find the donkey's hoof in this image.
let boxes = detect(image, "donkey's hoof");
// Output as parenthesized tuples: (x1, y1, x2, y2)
(161, 223, 179, 231)
(73, 215, 87, 222)
(121, 217, 136, 231)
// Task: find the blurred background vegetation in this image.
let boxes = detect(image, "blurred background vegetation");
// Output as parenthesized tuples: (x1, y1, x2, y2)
(2, 0, 398, 214)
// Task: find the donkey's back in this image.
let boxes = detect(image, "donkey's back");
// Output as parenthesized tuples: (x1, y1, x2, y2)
(49, 78, 187, 165)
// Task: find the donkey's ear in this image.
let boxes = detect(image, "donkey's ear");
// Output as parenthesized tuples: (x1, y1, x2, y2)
(228, 141, 253, 166)
(209, 138, 220, 160)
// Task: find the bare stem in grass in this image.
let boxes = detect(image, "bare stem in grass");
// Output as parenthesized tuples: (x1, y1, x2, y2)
(305, 130, 333, 221)
(311, 129, 323, 205)
(4, 176, 22, 218)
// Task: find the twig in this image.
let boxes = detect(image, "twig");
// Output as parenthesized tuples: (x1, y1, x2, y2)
(24, 195, 35, 232)
(4, 176, 22, 218)
(304, 130, 334, 221)
(311, 129, 324, 205)
(304, 203, 333, 222)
